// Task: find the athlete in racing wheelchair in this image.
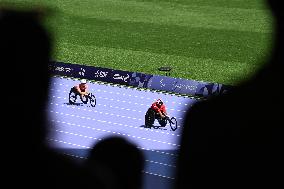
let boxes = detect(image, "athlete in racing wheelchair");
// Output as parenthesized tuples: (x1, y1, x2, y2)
(69, 79, 89, 104)
(145, 99, 168, 128)
(69, 79, 96, 107)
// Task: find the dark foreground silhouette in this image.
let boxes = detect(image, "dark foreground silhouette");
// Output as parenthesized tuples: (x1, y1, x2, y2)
(175, 0, 284, 188)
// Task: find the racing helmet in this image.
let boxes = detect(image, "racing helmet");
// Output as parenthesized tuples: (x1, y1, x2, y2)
(156, 99, 163, 106)
(81, 79, 87, 84)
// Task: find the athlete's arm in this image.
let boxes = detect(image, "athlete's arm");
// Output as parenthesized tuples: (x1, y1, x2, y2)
(159, 111, 164, 118)
(163, 109, 167, 116)
(161, 106, 167, 117)
(83, 85, 89, 95)
(75, 85, 85, 95)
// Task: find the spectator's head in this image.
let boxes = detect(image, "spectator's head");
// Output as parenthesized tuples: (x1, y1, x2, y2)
(87, 137, 145, 189)
(0, 8, 51, 147)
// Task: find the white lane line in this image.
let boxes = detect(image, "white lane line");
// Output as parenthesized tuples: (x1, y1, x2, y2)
(145, 160, 176, 168)
(137, 147, 178, 157)
(142, 171, 175, 180)
(49, 106, 180, 137)
(47, 138, 90, 149)
(50, 93, 187, 115)
(48, 138, 177, 170)
(52, 129, 101, 141)
(51, 84, 191, 107)
(59, 147, 176, 168)
(51, 94, 145, 113)
(63, 153, 87, 160)
(61, 152, 175, 180)
(49, 119, 180, 148)
(50, 103, 142, 121)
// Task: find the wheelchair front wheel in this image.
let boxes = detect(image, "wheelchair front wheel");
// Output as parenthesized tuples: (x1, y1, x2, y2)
(169, 117, 178, 131)
(89, 93, 96, 107)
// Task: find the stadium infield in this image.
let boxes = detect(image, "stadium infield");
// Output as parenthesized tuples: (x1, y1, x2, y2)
(6, 0, 273, 85)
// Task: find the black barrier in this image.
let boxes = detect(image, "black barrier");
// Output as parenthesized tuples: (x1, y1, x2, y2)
(129, 72, 153, 88)
(50, 61, 131, 85)
(49, 61, 232, 98)
(146, 75, 231, 97)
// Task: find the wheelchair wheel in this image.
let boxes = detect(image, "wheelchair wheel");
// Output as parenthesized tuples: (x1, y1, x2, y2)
(89, 93, 96, 107)
(169, 117, 178, 131)
(69, 89, 77, 104)
(80, 94, 88, 104)
(145, 108, 155, 128)
(158, 118, 167, 127)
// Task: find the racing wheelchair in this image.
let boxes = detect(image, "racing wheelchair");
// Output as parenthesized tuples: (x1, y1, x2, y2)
(145, 108, 178, 131)
(68, 87, 96, 107)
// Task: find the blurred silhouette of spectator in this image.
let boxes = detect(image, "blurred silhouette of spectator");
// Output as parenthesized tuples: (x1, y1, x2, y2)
(175, 0, 283, 189)
(0, 7, 104, 188)
(86, 137, 145, 189)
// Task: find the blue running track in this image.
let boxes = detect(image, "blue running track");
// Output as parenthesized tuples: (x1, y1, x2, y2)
(46, 76, 198, 189)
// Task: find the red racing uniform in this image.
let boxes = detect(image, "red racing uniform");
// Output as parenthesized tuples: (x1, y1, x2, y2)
(151, 102, 166, 115)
